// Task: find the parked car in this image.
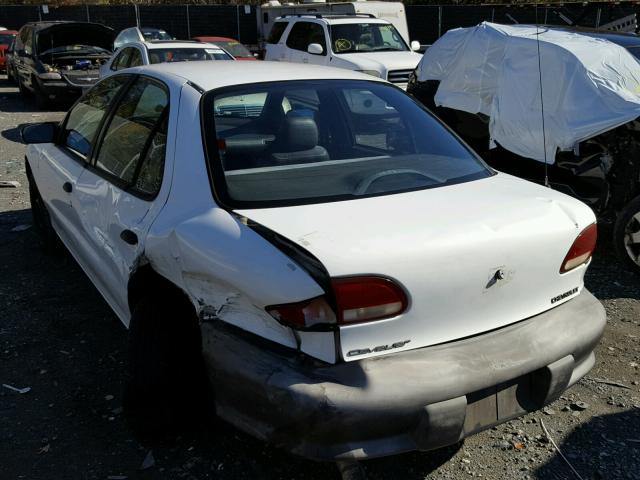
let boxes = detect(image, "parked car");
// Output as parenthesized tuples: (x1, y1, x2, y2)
(408, 22, 640, 274)
(5, 38, 17, 83)
(113, 26, 173, 51)
(22, 61, 605, 462)
(0, 29, 17, 73)
(192, 36, 256, 60)
(264, 13, 422, 89)
(13, 21, 114, 107)
(100, 39, 233, 78)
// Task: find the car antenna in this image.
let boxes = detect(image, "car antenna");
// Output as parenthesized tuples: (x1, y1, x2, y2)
(535, 4, 550, 188)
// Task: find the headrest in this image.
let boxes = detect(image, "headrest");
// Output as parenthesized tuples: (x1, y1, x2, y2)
(281, 109, 318, 151)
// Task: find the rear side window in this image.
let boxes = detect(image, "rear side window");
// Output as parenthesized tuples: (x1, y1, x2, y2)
(286, 22, 326, 53)
(129, 48, 143, 67)
(203, 80, 492, 209)
(112, 48, 131, 71)
(95, 77, 168, 194)
(267, 22, 287, 44)
(63, 75, 130, 158)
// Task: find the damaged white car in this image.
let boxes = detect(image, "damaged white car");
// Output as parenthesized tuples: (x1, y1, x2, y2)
(408, 22, 640, 273)
(22, 61, 605, 461)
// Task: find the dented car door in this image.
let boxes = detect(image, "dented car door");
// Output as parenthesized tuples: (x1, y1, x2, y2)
(72, 76, 171, 323)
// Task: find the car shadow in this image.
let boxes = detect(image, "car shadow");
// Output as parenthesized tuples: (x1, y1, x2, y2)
(0, 80, 72, 113)
(534, 409, 640, 480)
(585, 221, 640, 301)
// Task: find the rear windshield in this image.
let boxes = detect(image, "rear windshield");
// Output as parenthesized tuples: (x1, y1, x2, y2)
(148, 47, 232, 63)
(216, 40, 251, 57)
(203, 80, 491, 209)
(0, 33, 16, 46)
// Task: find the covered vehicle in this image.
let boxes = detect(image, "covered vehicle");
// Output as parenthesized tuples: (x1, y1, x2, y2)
(408, 22, 640, 273)
(13, 21, 114, 107)
(22, 61, 604, 461)
(0, 29, 17, 72)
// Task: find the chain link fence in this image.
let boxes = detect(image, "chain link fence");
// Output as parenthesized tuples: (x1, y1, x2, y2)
(0, 3, 638, 47)
(0, 4, 257, 44)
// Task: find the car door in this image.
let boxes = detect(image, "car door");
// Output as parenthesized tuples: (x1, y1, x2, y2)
(34, 75, 131, 258)
(286, 21, 329, 66)
(72, 75, 171, 323)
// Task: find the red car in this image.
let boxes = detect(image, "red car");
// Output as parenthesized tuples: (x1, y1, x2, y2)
(0, 30, 18, 72)
(192, 36, 257, 60)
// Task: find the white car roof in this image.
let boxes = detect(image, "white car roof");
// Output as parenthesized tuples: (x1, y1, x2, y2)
(145, 41, 224, 50)
(128, 61, 385, 92)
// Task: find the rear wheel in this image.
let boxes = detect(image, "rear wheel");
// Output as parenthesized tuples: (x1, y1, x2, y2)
(32, 78, 49, 110)
(27, 170, 61, 252)
(614, 194, 640, 274)
(123, 288, 212, 440)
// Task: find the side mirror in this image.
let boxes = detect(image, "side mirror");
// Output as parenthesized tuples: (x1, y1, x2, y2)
(307, 43, 324, 55)
(21, 122, 58, 144)
(410, 40, 421, 52)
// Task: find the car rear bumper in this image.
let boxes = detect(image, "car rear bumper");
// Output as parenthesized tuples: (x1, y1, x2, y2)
(201, 289, 605, 461)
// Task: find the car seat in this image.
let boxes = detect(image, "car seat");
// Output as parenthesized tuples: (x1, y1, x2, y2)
(270, 110, 329, 165)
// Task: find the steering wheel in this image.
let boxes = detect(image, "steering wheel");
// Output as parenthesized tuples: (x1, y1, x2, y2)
(355, 169, 439, 195)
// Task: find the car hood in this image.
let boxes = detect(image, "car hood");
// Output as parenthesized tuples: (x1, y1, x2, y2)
(237, 173, 596, 361)
(36, 23, 115, 55)
(334, 50, 421, 73)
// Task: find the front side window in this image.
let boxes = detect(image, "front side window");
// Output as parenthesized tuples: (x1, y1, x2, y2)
(331, 23, 408, 53)
(203, 80, 491, 208)
(267, 22, 288, 44)
(63, 75, 130, 158)
(286, 22, 326, 53)
(95, 77, 168, 190)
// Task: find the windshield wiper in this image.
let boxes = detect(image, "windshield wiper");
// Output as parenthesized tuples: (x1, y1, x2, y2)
(371, 47, 405, 52)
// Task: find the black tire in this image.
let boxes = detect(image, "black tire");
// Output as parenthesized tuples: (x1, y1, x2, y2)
(614, 194, 640, 274)
(33, 79, 49, 110)
(123, 288, 211, 440)
(18, 76, 29, 97)
(27, 170, 61, 253)
(6, 67, 14, 84)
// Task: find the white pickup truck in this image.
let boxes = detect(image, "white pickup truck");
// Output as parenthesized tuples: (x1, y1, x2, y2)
(264, 13, 422, 89)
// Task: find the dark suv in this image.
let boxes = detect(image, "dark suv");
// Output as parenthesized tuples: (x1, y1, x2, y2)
(13, 21, 114, 108)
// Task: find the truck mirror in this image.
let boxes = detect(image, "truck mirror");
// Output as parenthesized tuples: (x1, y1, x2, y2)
(410, 41, 421, 52)
(307, 43, 324, 55)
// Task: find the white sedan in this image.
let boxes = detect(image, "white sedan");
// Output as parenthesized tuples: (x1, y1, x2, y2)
(22, 61, 605, 461)
(100, 39, 233, 78)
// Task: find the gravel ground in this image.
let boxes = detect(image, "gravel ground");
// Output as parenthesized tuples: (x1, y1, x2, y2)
(1, 74, 639, 480)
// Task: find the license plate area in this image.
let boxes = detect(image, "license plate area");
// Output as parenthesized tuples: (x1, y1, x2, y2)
(463, 373, 540, 435)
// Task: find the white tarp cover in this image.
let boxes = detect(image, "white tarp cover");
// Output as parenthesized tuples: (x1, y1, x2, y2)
(415, 22, 640, 163)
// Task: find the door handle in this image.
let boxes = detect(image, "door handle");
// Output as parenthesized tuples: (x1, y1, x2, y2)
(120, 229, 138, 246)
(62, 182, 72, 193)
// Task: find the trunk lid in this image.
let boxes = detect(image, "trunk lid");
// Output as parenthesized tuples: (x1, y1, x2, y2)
(237, 173, 596, 361)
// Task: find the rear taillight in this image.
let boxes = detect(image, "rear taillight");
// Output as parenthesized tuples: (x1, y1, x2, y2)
(267, 297, 336, 330)
(267, 276, 408, 330)
(560, 223, 597, 273)
(332, 276, 408, 324)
